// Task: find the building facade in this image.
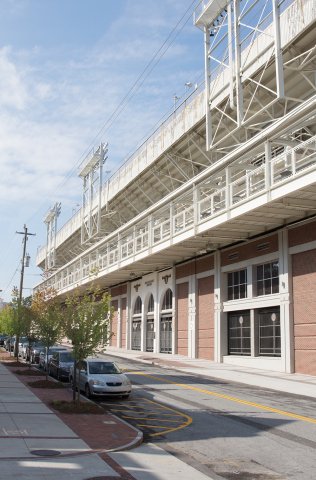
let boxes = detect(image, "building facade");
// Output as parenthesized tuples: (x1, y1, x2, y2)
(36, 0, 316, 376)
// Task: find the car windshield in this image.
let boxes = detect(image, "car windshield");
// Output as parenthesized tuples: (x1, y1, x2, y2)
(88, 362, 121, 375)
(60, 352, 74, 362)
(48, 348, 65, 354)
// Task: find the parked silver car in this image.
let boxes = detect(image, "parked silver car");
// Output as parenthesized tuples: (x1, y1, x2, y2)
(69, 358, 132, 399)
(39, 346, 68, 371)
(48, 350, 75, 381)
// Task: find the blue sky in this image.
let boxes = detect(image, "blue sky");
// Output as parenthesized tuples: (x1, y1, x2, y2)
(0, 0, 204, 302)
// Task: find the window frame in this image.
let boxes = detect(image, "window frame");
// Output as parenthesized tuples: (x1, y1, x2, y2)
(255, 260, 279, 296)
(227, 268, 248, 301)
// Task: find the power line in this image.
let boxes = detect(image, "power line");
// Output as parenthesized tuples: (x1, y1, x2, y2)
(27, 0, 200, 208)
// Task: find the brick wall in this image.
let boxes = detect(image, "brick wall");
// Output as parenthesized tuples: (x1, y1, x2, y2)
(110, 284, 127, 297)
(221, 234, 278, 266)
(289, 220, 316, 247)
(196, 255, 214, 273)
(176, 261, 195, 279)
(176, 282, 189, 355)
(176, 255, 214, 279)
(110, 300, 118, 347)
(197, 276, 214, 360)
(292, 249, 316, 375)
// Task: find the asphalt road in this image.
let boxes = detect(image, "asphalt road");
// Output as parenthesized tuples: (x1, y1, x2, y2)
(100, 353, 316, 480)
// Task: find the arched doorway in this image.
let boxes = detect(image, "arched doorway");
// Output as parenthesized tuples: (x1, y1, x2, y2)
(146, 294, 155, 352)
(131, 296, 142, 351)
(160, 288, 173, 354)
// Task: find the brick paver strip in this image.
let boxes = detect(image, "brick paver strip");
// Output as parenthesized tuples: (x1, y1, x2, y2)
(0, 352, 138, 479)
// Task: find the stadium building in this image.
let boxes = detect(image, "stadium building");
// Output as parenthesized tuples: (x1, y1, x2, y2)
(36, 0, 316, 376)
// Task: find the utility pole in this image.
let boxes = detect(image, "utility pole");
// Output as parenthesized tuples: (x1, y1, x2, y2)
(15, 225, 36, 358)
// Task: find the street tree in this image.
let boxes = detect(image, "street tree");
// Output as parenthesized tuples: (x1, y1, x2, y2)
(31, 287, 64, 379)
(63, 288, 112, 402)
(0, 293, 34, 359)
(0, 304, 16, 354)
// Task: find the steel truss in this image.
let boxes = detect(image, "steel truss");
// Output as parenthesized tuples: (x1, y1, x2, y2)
(44, 202, 61, 271)
(79, 143, 108, 244)
(196, 0, 316, 152)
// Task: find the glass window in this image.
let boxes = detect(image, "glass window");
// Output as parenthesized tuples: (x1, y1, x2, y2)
(131, 320, 141, 351)
(258, 308, 281, 357)
(147, 294, 154, 313)
(227, 269, 247, 300)
(134, 296, 142, 315)
(256, 261, 279, 296)
(228, 312, 251, 355)
(162, 289, 173, 310)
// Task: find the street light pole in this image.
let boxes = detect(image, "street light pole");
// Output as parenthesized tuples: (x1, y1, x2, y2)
(15, 225, 36, 358)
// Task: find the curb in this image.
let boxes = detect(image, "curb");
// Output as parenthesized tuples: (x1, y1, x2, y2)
(107, 413, 143, 452)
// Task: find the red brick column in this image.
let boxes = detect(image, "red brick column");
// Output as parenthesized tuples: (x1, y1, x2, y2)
(292, 249, 316, 375)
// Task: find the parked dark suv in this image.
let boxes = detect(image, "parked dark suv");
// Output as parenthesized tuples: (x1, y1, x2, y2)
(48, 350, 74, 381)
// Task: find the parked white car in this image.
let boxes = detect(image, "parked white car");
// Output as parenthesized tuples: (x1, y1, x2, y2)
(69, 358, 132, 399)
(18, 339, 29, 359)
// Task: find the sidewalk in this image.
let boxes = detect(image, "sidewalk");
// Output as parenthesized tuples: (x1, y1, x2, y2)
(106, 346, 316, 399)
(0, 353, 141, 480)
(1, 348, 315, 480)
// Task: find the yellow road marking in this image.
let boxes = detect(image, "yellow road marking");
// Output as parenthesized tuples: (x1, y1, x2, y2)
(104, 395, 192, 437)
(143, 398, 192, 436)
(130, 371, 316, 426)
(137, 424, 174, 429)
(122, 416, 186, 423)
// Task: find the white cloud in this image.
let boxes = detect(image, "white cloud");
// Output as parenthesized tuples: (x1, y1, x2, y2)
(0, 0, 204, 300)
(0, 47, 28, 109)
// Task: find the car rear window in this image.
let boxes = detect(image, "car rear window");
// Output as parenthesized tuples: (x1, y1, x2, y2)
(60, 352, 74, 362)
(89, 362, 121, 374)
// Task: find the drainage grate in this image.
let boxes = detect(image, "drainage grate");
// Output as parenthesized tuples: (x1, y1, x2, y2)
(31, 449, 61, 457)
(85, 477, 110, 480)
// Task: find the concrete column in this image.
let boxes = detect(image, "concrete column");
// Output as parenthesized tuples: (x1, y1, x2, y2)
(117, 297, 122, 348)
(154, 272, 160, 354)
(140, 299, 146, 352)
(278, 229, 294, 372)
(171, 266, 176, 355)
(214, 250, 224, 362)
(126, 283, 132, 350)
(188, 273, 197, 358)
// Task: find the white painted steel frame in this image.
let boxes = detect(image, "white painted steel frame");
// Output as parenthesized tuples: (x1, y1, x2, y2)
(39, 114, 316, 295)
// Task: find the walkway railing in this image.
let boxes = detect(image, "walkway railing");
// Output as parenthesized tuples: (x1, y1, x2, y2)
(38, 134, 316, 294)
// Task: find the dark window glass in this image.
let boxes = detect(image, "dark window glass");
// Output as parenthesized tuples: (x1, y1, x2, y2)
(257, 265, 263, 281)
(240, 269, 246, 283)
(131, 320, 141, 351)
(256, 262, 279, 296)
(148, 294, 154, 313)
(272, 261, 279, 277)
(228, 312, 251, 356)
(272, 277, 279, 294)
(264, 263, 271, 278)
(228, 286, 233, 301)
(162, 289, 173, 310)
(227, 269, 247, 300)
(134, 296, 142, 315)
(258, 308, 281, 356)
(240, 284, 246, 298)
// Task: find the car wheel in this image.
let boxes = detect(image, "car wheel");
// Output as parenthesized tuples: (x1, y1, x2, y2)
(85, 383, 92, 398)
